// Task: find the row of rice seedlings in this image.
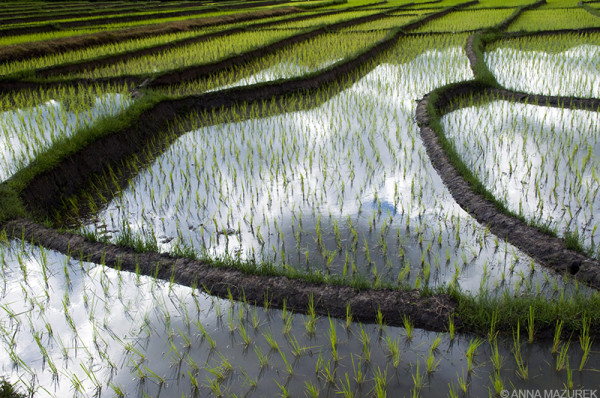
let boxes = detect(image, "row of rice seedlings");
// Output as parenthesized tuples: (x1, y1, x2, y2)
(1, 236, 598, 396)
(0, 2, 241, 29)
(1, 7, 207, 29)
(0, 7, 341, 76)
(0, 85, 131, 182)
(83, 35, 581, 296)
(64, 29, 305, 79)
(485, 33, 600, 98)
(0, 6, 278, 46)
(336, 14, 426, 31)
(210, 31, 388, 89)
(0, 1, 191, 21)
(407, 0, 469, 9)
(77, 6, 286, 32)
(0, 26, 224, 76)
(266, 9, 381, 29)
(413, 8, 516, 32)
(156, 30, 388, 96)
(542, 0, 588, 8)
(469, 0, 534, 8)
(507, 8, 600, 32)
(162, 27, 471, 97)
(0, 27, 108, 46)
(441, 100, 600, 254)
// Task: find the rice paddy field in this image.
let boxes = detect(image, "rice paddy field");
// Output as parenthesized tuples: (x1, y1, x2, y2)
(1, 0, 600, 397)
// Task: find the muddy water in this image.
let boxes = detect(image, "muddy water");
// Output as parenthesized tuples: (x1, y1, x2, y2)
(1, 240, 599, 397)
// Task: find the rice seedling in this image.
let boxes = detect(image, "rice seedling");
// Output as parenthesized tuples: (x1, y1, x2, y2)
(384, 334, 400, 367)
(403, 315, 414, 340)
(556, 339, 571, 371)
(466, 337, 482, 373)
(579, 315, 592, 371)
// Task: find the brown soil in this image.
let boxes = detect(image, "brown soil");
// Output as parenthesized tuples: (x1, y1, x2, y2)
(0, 7, 301, 64)
(2, 219, 456, 331)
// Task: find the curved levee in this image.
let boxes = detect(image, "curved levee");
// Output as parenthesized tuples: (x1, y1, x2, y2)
(416, 28, 600, 288)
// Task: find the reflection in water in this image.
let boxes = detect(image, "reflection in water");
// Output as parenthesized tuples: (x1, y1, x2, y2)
(0, 93, 130, 182)
(486, 44, 600, 98)
(443, 101, 600, 250)
(1, 240, 599, 397)
(86, 50, 583, 296)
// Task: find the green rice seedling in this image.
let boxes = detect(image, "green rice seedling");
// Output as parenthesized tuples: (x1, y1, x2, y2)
(328, 315, 338, 362)
(351, 353, 365, 385)
(411, 361, 423, 398)
(447, 315, 455, 341)
(466, 338, 483, 373)
(512, 322, 528, 380)
(263, 329, 279, 352)
(579, 316, 592, 371)
(345, 303, 352, 330)
(359, 324, 371, 363)
(384, 334, 400, 367)
(489, 371, 504, 396)
(373, 366, 387, 398)
(376, 307, 384, 330)
(457, 371, 469, 394)
(305, 381, 320, 398)
(305, 294, 317, 335)
(552, 320, 564, 355)
(426, 348, 440, 374)
(337, 372, 354, 398)
(403, 315, 413, 340)
(319, 355, 336, 384)
(527, 306, 535, 343)
(279, 350, 294, 376)
(556, 340, 571, 371)
(254, 346, 269, 369)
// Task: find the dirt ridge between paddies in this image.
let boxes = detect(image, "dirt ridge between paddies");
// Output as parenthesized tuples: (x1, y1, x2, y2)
(0, 7, 301, 64)
(2, 218, 455, 332)
(0, 0, 289, 38)
(0, 0, 289, 26)
(31, 2, 388, 79)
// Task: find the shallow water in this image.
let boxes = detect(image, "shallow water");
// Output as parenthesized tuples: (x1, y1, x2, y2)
(1, 240, 599, 397)
(84, 48, 584, 296)
(486, 45, 600, 98)
(442, 101, 600, 251)
(0, 93, 130, 182)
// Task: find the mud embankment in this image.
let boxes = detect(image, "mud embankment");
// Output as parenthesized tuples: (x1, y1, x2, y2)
(3, 219, 455, 331)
